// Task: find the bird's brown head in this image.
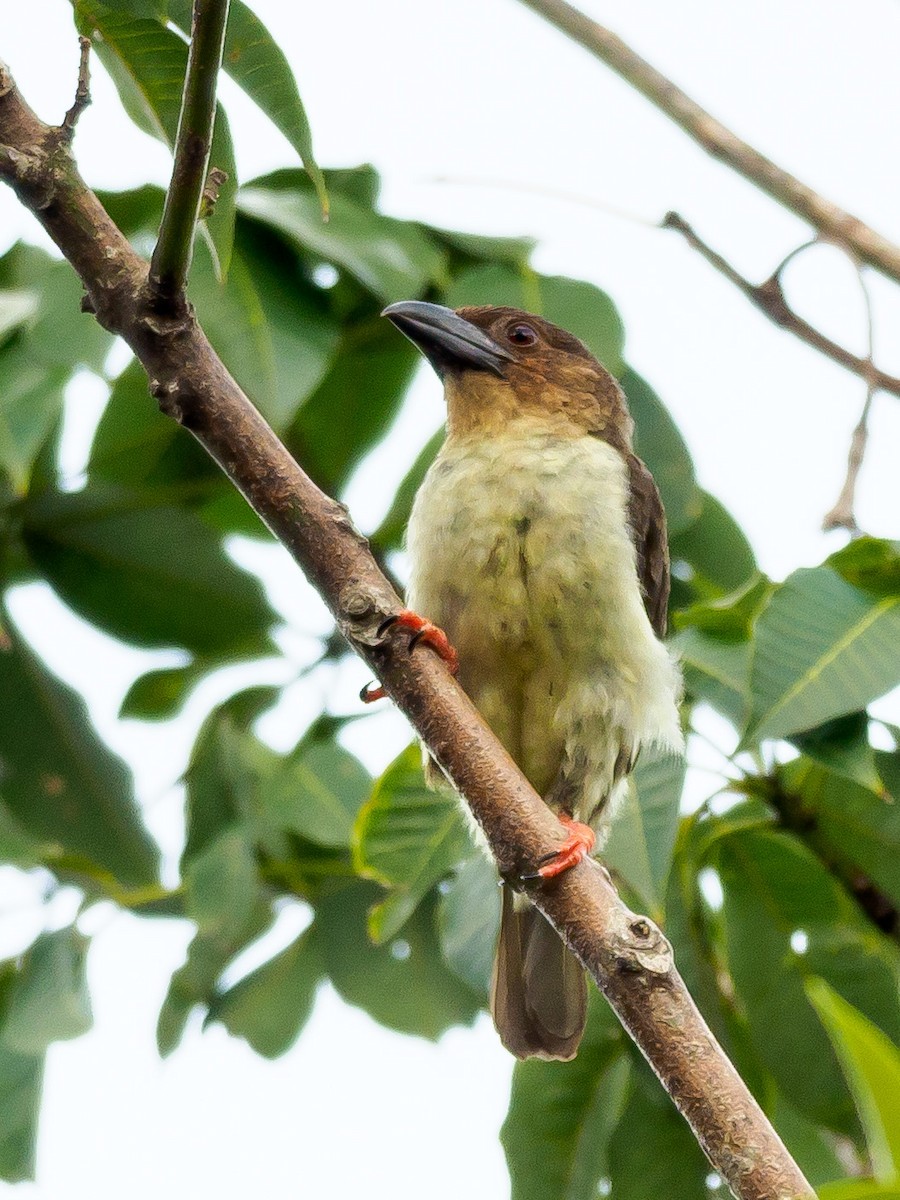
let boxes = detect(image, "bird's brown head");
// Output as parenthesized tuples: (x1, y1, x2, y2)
(382, 300, 632, 445)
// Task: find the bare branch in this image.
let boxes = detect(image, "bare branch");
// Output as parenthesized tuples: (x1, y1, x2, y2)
(0, 51, 815, 1200)
(60, 36, 91, 141)
(517, 0, 900, 285)
(663, 212, 900, 400)
(150, 0, 232, 300)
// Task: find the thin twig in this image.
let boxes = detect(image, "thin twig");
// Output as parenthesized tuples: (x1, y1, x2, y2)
(60, 36, 91, 140)
(516, 0, 900, 285)
(663, 212, 900, 400)
(0, 49, 815, 1200)
(823, 267, 877, 533)
(150, 0, 232, 300)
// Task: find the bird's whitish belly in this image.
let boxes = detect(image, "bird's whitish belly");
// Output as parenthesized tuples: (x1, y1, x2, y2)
(406, 428, 682, 818)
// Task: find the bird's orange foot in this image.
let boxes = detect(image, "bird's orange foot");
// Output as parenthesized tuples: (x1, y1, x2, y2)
(525, 815, 596, 880)
(360, 609, 459, 703)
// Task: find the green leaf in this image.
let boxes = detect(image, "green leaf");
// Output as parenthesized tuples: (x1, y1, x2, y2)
(287, 314, 417, 496)
(0, 243, 113, 372)
(209, 925, 323, 1057)
(0, 621, 158, 885)
(674, 573, 774, 640)
(168, 0, 327, 214)
(502, 993, 627, 1200)
(772, 1094, 846, 1189)
(437, 853, 501, 996)
(807, 980, 900, 1182)
(673, 626, 752, 727)
(0, 342, 68, 492)
(353, 744, 470, 942)
(745, 566, 900, 744)
(791, 712, 884, 795)
(23, 483, 275, 656)
(260, 740, 371, 850)
(607, 1060, 710, 1200)
(443, 265, 625, 375)
(316, 883, 480, 1039)
(238, 186, 447, 303)
(604, 752, 686, 914)
(0, 289, 38, 345)
(3, 929, 92, 1053)
(828, 538, 900, 598)
(432, 227, 535, 267)
(370, 427, 445, 553)
(0, 800, 48, 868)
(716, 827, 900, 1131)
(72, 0, 237, 274)
(670, 490, 758, 601)
(621, 367, 700, 536)
(819, 1183, 900, 1200)
(0, 1038, 43, 1183)
(119, 663, 197, 720)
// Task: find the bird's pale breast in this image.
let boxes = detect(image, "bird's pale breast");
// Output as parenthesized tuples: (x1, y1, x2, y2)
(407, 419, 682, 827)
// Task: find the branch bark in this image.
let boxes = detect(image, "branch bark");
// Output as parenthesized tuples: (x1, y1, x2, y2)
(150, 0, 231, 298)
(517, 0, 900, 286)
(0, 52, 815, 1200)
(663, 212, 900, 400)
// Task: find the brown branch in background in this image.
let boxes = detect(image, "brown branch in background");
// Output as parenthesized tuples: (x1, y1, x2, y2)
(516, 0, 900, 285)
(0, 50, 815, 1200)
(663, 212, 900, 400)
(823, 267, 878, 533)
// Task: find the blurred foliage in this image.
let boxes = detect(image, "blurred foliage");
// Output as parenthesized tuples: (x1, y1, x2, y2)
(1, 4, 900, 1196)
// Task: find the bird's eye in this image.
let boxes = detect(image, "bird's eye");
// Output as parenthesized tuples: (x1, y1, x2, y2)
(507, 323, 538, 346)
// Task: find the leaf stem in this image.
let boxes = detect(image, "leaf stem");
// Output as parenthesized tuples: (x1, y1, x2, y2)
(150, 0, 231, 301)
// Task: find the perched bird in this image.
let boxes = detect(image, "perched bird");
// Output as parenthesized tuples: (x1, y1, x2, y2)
(372, 301, 683, 1060)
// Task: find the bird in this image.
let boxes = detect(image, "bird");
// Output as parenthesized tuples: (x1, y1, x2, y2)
(369, 300, 683, 1060)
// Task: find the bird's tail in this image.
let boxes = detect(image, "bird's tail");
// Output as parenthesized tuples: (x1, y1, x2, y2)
(490, 886, 586, 1060)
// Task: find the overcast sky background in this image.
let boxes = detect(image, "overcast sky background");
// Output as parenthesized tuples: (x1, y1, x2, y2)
(2, 1, 900, 1196)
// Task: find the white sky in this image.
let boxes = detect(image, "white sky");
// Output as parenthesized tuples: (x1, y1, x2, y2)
(2, 1, 900, 1197)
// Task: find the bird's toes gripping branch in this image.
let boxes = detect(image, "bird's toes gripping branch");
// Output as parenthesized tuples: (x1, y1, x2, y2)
(522, 814, 596, 881)
(360, 609, 459, 703)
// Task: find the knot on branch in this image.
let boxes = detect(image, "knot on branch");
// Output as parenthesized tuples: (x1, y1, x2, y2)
(610, 908, 672, 975)
(149, 377, 188, 423)
(338, 581, 399, 646)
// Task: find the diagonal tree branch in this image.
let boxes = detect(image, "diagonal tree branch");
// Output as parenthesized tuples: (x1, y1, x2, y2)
(150, 0, 232, 300)
(0, 51, 814, 1200)
(516, 0, 900, 286)
(663, 212, 900, 400)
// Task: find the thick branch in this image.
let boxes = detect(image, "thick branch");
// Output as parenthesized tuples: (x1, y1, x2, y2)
(663, 213, 900, 399)
(517, 0, 900, 285)
(0, 56, 814, 1200)
(149, 0, 231, 299)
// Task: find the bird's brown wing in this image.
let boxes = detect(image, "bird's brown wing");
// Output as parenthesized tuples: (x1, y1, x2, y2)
(625, 453, 670, 639)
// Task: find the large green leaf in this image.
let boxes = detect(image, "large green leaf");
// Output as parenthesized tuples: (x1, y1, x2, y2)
(0, 290, 37, 345)
(828, 538, 900, 598)
(2, 929, 92, 1053)
(0, 1037, 43, 1183)
(353, 744, 470, 943)
(819, 1184, 900, 1200)
(209, 925, 323, 1057)
(286, 314, 418, 496)
(807, 980, 900, 1182)
(437, 852, 501, 996)
(604, 752, 686, 915)
(315, 883, 480, 1039)
(370, 427, 445, 553)
(260, 740, 371, 850)
(501, 993, 627, 1200)
(670, 489, 758, 603)
(790, 712, 883, 795)
(745, 566, 900, 744)
(621, 367, 700, 536)
(0, 621, 158, 885)
(673, 625, 752, 727)
(443, 264, 625, 376)
(238, 186, 447, 303)
(23, 483, 275, 656)
(779, 759, 900, 908)
(72, 0, 237, 274)
(0, 342, 68, 492)
(716, 827, 900, 1131)
(166, 0, 326, 213)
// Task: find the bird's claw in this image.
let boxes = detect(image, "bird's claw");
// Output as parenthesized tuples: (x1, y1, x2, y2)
(521, 815, 596, 881)
(361, 609, 459, 704)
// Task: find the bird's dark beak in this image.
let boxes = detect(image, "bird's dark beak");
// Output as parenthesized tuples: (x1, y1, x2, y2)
(382, 300, 513, 378)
